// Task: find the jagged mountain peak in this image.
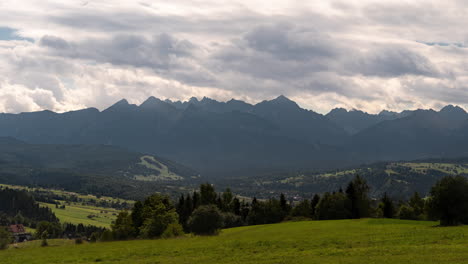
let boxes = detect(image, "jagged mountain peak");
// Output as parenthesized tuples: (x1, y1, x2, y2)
(104, 99, 137, 112)
(140, 96, 164, 107)
(257, 95, 299, 110)
(440, 104, 467, 114)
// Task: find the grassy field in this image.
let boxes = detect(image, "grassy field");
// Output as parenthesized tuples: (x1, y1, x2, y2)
(40, 203, 119, 228)
(0, 183, 130, 228)
(3, 218, 468, 263)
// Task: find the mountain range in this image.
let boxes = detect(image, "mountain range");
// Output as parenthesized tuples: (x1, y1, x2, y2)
(1, 96, 467, 176)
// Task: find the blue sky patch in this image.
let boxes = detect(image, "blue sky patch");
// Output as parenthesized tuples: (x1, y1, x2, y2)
(0, 27, 33, 42)
(419, 41, 466, 48)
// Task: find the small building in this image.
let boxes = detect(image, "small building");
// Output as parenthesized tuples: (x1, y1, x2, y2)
(9, 224, 33, 242)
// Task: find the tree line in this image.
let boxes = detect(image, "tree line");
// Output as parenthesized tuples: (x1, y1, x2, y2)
(2, 174, 468, 248)
(107, 175, 468, 242)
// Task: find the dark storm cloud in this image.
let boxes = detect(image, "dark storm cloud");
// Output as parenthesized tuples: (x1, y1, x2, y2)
(211, 23, 439, 83)
(40, 33, 196, 70)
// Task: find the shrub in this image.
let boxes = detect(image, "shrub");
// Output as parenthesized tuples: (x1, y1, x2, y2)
(111, 210, 135, 240)
(75, 237, 84, 244)
(0, 227, 12, 250)
(161, 223, 184, 239)
(89, 232, 99, 243)
(399, 205, 417, 220)
(188, 205, 223, 235)
(222, 212, 243, 228)
(315, 192, 351, 220)
(99, 230, 114, 242)
(41, 238, 48, 247)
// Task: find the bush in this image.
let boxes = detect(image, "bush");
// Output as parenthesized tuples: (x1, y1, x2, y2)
(222, 212, 243, 228)
(0, 227, 12, 250)
(41, 238, 48, 247)
(161, 223, 184, 239)
(111, 210, 135, 240)
(315, 192, 351, 220)
(188, 205, 223, 235)
(89, 232, 99, 243)
(399, 205, 417, 220)
(75, 237, 84, 244)
(99, 230, 114, 242)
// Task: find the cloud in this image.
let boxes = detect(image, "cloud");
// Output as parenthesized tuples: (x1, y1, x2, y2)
(0, 0, 467, 114)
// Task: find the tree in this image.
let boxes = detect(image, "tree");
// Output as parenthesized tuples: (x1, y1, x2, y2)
(188, 205, 223, 235)
(247, 198, 287, 225)
(176, 194, 193, 231)
(280, 194, 291, 215)
(345, 175, 371, 219)
(380, 193, 395, 218)
(0, 226, 12, 250)
(161, 223, 184, 239)
(131, 201, 144, 236)
(291, 199, 312, 218)
(427, 176, 468, 226)
(99, 230, 114, 242)
(35, 221, 62, 239)
(310, 194, 320, 217)
(139, 194, 179, 238)
(40, 230, 48, 247)
(221, 189, 233, 212)
(232, 198, 241, 216)
(409, 192, 425, 217)
(221, 212, 242, 228)
(200, 184, 217, 205)
(400, 192, 426, 220)
(315, 192, 351, 220)
(111, 210, 135, 240)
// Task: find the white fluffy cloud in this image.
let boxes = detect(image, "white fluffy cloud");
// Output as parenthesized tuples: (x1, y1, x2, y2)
(0, 0, 467, 114)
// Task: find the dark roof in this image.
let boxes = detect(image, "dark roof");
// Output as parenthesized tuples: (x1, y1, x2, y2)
(9, 224, 26, 233)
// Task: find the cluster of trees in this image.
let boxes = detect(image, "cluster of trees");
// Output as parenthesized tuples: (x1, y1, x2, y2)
(0, 187, 108, 249)
(109, 194, 183, 240)
(0, 188, 58, 227)
(107, 175, 468, 243)
(27, 189, 131, 210)
(3, 174, 468, 249)
(35, 222, 107, 240)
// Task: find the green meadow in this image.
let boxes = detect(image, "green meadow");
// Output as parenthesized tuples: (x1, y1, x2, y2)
(3, 218, 468, 264)
(40, 203, 119, 228)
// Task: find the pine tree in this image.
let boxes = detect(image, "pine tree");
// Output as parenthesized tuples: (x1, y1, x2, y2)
(345, 175, 371, 219)
(200, 183, 217, 205)
(381, 193, 394, 218)
(310, 194, 320, 217)
(280, 193, 290, 214)
(233, 198, 241, 216)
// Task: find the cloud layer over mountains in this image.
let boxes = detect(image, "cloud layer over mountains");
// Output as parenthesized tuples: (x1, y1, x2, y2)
(0, 0, 467, 114)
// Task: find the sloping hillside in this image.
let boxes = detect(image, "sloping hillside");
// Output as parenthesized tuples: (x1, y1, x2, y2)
(0, 138, 199, 200)
(3, 219, 468, 264)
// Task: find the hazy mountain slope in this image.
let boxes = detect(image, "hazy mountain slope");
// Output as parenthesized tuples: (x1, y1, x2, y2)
(0, 96, 351, 174)
(325, 108, 416, 135)
(348, 109, 467, 161)
(0, 138, 199, 199)
(0, 96, 467, 175)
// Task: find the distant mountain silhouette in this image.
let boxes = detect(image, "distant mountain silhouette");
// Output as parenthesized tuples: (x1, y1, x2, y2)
(0, 96, 467, 175)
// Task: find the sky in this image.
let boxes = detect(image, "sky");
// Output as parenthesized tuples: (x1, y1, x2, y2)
(0, 0, 467, 114)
